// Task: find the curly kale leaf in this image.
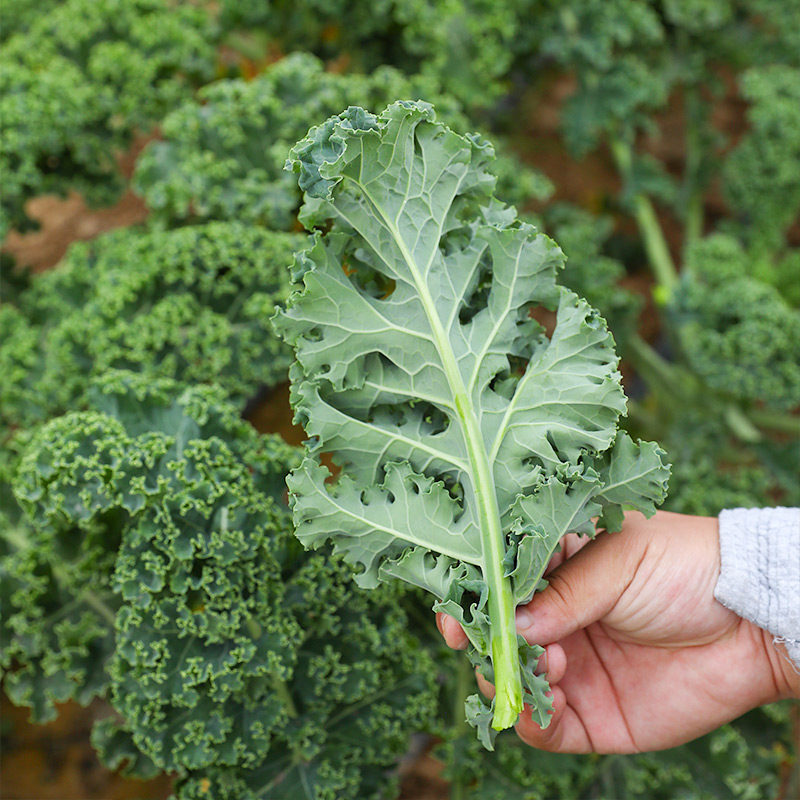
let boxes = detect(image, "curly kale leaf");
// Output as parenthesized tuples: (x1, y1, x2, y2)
(3, 372, 291, 721)
(672, 235, 800, 411)
(723, 66, 800, 253)
(275, 102, 669, 741)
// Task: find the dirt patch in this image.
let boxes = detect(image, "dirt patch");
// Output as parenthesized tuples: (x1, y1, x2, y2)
(1, 136, 152, 273)
(0, 694, 172, 800)
(1, 190, 149, 272)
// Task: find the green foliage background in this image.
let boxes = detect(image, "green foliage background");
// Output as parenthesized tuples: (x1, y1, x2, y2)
(1, 1, 797, 798)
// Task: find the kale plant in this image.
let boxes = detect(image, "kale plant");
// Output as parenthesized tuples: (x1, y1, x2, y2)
(134, 53, 551, 231)
(672, 235, 800, 411)
(0, 0, 217, 240)
(0, 222, 301, 433)
(217, 0, 532, 109)
(3, 372, 438, 800)
(723, 66, 800, 256)
(275, 102, 669, 742)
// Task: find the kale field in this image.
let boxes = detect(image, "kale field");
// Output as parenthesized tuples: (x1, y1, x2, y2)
(1, 2, 798, 799)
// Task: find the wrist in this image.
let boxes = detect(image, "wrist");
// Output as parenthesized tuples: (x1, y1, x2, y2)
(759, 628, 800, 701)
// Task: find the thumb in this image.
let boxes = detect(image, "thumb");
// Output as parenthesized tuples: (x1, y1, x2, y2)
(514, 530, 639, 645)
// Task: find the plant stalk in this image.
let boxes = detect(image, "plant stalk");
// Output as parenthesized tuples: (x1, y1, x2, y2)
(682, 87, 705, 254)
(610, 138, 679, 300)
(747, 408, 800, 437)
(455, 394, 522, 730)
(379, 202, 524, 733)
(625, 334, 685, 398)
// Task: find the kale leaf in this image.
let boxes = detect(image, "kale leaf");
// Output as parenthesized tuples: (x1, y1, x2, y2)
(275, 102, 669, 743)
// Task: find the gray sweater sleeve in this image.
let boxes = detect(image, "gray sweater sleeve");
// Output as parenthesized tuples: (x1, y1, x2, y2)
(715, 506, 800, 669)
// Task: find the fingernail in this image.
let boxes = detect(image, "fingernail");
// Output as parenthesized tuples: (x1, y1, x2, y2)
(515, 605, 533, 631)
(537, 651, 548, 675)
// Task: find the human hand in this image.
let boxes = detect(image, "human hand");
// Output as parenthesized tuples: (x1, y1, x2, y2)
(437, 510, 800, 753)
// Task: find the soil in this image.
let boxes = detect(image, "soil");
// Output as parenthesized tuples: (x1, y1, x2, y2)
(0, 694, 173, 800)
(1, 137, 151, 273)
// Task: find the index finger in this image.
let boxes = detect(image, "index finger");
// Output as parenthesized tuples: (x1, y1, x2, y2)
(436, 612, 468, 649)
(545, 531, 596, 576)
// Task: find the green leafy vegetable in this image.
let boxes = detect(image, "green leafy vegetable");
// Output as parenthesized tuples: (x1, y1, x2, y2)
(723, 66, 800, 253)
(134, 53, 550, 231)
(5, 371, 438, 799)
(0, 222, 301, 433)
(275, 101, 669, 742)
(0, 0, 217, 240)
(671, 234, 800, 411)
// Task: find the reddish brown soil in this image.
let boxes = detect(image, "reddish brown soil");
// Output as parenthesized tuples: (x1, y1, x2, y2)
(1, 136, 151, 272)
(1, 190, 148, 273)
(0, 694, 173, 800)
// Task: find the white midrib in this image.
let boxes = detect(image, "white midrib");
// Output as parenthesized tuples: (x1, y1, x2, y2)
(347, 172, 523, 727)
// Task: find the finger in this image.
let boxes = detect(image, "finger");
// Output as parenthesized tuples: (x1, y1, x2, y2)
(540, 643, 567, 684)
(437, 612, 468, 650)
(544, 532, 593, 575)
(528, 643, 566, 683)
(515, 686, 592, 753)
(476, 670, 495, 700)
(515, 531, 640, 646)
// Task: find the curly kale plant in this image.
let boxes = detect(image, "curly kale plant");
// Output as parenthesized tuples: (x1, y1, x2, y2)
(4, 372, 438, 800)
(134, 53, 551, 231)
(723, 66, 800, 254)
(0, 0, 217, 240)
(671, 235, 800, 411)
(0, 222, 301, 433)
(217, 0, 532, 110)
(275, 102, 669, 742)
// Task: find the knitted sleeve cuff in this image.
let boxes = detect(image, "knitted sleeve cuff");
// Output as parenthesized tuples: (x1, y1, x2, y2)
(715, 506, 800, 669)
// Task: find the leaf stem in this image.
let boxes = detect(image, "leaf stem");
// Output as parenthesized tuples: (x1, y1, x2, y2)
(624, 334, 686, 398)
(747, 408, 800, 437)
(1, 525, 31, 552)
(359, 185, 524, 731)
(682, 88, 705, 255)
(454, 393, 521, 731)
